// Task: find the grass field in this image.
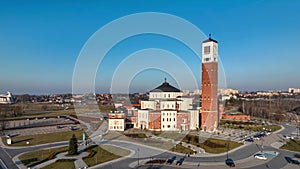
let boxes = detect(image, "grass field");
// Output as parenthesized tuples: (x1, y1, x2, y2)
(182, 134, 242, 154)
(2, 130, 84, 146)
(41, 159, 75, 169)
(153, 132, 185, 141)
(223, 125, 281, 132)
(281, 139, 300, 152)
(83, 145, 130, 167)
(19, 146, 68, 167)
(19, 144, 129, 168)
(220, 120, 282, 132)
(3, 109, 76, 121)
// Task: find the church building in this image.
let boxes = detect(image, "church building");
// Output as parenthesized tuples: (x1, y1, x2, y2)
(138, 79, 199, 131)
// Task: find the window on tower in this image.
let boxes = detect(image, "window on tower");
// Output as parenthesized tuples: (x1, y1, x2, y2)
(204, 46, 210, 54)
(205, 58, 210, 62)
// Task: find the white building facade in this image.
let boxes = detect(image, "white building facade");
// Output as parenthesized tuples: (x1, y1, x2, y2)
(0, 92, 16, 104)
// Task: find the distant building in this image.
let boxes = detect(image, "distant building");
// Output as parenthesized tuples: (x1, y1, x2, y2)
(182, 90, 190, 96)
(193, 89, 202, 95)
(220, 89, 239, 95)
(289, 88, 300, 94)
(0, 92, 16, 104)
(123, 105, 139, 129)
(221, 113, 250, 121)
(108, 113, 125, 131)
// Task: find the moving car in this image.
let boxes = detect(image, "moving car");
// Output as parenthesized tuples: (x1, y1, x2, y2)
(225, 158, 235, 167)
(254, 154, 267, 160)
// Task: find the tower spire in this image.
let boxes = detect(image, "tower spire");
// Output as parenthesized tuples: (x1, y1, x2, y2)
(164, 77, 167, 83)
(209, 33, 211, 39)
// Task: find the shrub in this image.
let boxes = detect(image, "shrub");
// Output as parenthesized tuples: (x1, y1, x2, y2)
(21, 158, 38, 165)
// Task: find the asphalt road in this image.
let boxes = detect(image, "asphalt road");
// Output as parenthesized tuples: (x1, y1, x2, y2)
(92, 124, 299, 169)
(0, 147, 17, 169)
(1, 123, 299, 169)
(278, 123, 297, 136)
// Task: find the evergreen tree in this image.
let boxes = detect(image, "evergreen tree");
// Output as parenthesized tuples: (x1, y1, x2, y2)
(68, 134, 78, 155)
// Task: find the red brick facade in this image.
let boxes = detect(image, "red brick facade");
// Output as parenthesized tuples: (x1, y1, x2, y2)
(201, 62, 218, 131)
(221, 114, 251, 120)
(177, 112, 190, 131)
(148, 112, 161, 130)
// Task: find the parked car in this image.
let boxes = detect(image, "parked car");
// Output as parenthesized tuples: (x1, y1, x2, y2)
(166, 156, 176, 164)
(225, 158, 235, 167)
(285, 157, 300, 165)
(176, 158, 185, 166)
(254, 154, 267, 160)
(294, 153, 300, 158)
(245, 138, 254, 142)
(283, 135, 294, 139)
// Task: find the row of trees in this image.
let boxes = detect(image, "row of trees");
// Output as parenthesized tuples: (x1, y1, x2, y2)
(225, 97, 300, 122)
(241, 99, 300, 121)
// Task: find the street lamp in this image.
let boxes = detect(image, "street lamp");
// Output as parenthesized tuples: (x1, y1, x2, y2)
(261, 138, 264, 153)
(226, 139, 230, 159)
(137, 148, 140, 167)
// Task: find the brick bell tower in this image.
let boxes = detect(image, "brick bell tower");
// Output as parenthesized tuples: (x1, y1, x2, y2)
(201, 34, 219, 132)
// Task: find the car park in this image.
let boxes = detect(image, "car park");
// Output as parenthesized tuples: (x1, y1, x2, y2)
(254, 154, 267, 160)
(225, 158, 235, 167)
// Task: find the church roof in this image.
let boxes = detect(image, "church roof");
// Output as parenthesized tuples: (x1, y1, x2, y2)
(203, 37, 218, 43)
(150, 80, 181, 93)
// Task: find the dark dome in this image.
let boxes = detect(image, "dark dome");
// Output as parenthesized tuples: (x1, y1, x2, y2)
(202, 37, 218, 43)
(150, 81, 181, 92)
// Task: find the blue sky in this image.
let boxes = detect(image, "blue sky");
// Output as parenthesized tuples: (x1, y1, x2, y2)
(0, 0, 299, 94)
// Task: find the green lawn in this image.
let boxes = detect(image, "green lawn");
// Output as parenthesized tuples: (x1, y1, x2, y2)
(153, 132, 185, 141)
(83, 145, 130, 167)
(19, 146, 68, 167)
(170, 144, 196, 154)
(124, 133, 148, 138)
(41, 159, 75, 169)
(182, 134, 242, 154)
(223, 125, 281, 132)
(3, 109, 76, 121)
(281, 139, 300, 152)
(2, 130, 84, 146)
(220, 120, 281, 132)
